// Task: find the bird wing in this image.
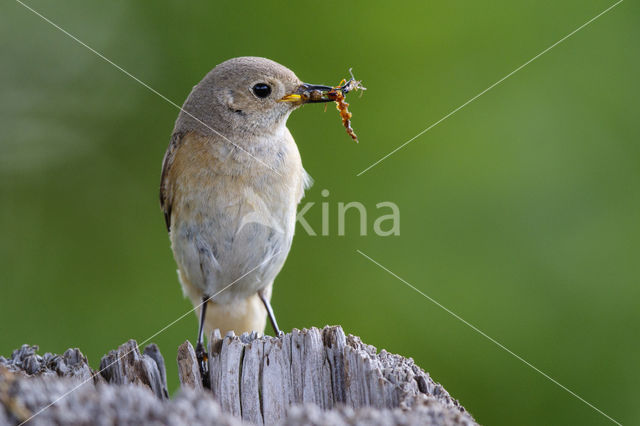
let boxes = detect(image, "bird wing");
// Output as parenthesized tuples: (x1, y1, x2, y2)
(159, 131, 184, 232)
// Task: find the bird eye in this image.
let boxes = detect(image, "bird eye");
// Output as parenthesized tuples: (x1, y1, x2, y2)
(252, 83, 272, 98)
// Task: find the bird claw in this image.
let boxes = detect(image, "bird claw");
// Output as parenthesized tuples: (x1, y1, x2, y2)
(195, 341, 210, 389)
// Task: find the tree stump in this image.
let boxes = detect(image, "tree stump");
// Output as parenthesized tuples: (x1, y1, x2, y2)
(0, 326, 476, 425)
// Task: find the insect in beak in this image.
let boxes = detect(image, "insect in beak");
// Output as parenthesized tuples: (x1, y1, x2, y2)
(280, 74, 366, 142)
(279, 83, 338, 104)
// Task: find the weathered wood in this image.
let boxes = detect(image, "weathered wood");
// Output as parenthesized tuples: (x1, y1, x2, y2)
(177, 341, 203, 391)
(175, 325, 475, 425)
(0, 369, 243, 426)
(0, 344, 96, 383)
(0, 327, 476, 425)
(283, 401, 476, 426)
(143, 343, 169, 397)
(240, 336, 264, 424)
(99, 339, 169, 400)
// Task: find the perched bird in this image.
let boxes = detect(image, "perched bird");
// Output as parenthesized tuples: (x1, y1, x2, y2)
(160, 57, 341, 367)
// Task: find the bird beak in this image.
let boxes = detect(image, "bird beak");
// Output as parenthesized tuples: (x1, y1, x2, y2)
(279, 83, 337, 104)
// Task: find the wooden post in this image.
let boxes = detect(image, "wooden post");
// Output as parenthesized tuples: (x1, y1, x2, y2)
(0, 326, 476, 425)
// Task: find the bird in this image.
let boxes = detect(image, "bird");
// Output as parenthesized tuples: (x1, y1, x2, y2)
(160, 57, 341, 372)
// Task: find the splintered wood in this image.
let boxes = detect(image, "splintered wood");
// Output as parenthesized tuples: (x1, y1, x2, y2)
(0, 328, 476, 425)
(330, 73, 366, 142)
(175, 326, 476, 425)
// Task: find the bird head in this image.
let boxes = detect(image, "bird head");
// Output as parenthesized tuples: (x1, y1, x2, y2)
(177, 56, 337, 138)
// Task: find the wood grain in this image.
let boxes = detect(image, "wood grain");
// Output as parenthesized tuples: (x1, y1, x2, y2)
(0, 327, 476, 425)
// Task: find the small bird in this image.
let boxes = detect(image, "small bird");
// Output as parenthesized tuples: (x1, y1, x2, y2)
(160, 57, 341, 369)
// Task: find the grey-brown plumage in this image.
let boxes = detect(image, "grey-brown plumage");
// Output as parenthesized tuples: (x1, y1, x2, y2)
(160, 57, 337, 354)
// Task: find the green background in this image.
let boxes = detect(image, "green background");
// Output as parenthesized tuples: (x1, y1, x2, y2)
(1, 1, 638, 424)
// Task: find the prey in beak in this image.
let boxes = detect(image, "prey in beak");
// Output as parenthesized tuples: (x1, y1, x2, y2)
(279, 79, 359, 104)
(281, 75, 366, 142)
(279, 83, 335, 104)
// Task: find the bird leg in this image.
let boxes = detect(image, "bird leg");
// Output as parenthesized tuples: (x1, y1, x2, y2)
(196, 296, 210, 389)
(259, 290, 282, 336)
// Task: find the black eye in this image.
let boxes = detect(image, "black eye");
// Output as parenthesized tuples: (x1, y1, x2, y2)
(252, 83, 272, 98)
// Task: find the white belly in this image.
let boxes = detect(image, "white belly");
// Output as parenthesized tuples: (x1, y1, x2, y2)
(169, 131, 305, 305)
(171, 185, 296, 304)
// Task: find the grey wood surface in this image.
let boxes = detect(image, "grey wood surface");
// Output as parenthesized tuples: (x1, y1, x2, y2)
(0, 327, 477, 425)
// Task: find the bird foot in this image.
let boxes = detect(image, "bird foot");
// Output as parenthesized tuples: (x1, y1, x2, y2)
(195, 341, 210, 389)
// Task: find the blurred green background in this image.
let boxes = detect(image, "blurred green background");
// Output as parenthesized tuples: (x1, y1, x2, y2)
(1, 0, 638, 424)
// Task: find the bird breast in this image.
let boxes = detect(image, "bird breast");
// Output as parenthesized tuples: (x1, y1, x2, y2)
(167, 131, 304, 303)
